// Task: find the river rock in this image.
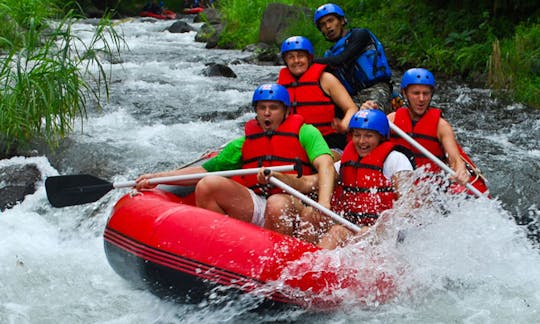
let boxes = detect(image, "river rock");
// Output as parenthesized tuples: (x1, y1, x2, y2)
(194, 8, 221, 25)
(241, 43, 281, 65)
(201, 63, 237, 78)
(233, 3, 311, 65)
(258, 3, 311, 46)
(194, 8, 225, 49)
(167, 21, 194, 33)
(0, 164, 41, 211)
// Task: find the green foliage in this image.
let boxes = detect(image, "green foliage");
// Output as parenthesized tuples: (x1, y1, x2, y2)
(0, 0, 124, 153)
(489, 23, 540, 108)
(217, 0, 539, 108)
(217, 0, 272, 48)
(0, 0, 58, 51)
(217, 0, 319, 48)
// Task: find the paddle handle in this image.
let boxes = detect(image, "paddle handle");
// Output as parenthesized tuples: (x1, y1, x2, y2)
(389, 121, 484, 197)
(113, 165, 296, 189)
(268, 176, 362, 233)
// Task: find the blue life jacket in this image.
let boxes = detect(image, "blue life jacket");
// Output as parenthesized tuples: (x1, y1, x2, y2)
(324, 28, 391, 94)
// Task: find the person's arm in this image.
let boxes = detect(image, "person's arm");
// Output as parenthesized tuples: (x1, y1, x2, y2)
(437, 118, 469, 185)
(383, 150, 414, 198)
(387, 111, 396, 122)
(391, 170, 414, 199)
(298, 124, 336, 207)
(257, 169, 319, 194)
(313, 28, 371, 66)
(359, 100, 379, 110)
(201, 137, 244, 172)
(320, 72, 358, 133)
(136, 137, 244, 189)
(312, 153, 335, 208)
(135, 165, 207, 190)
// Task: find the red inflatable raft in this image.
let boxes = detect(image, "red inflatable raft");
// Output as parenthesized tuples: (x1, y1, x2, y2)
(458, 144, 490, 197)
(183, 7, 204, 14)
(103, 188, 396, 310)
(139, 9, 177, 20)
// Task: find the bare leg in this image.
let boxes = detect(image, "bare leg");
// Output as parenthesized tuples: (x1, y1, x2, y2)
(296, 206, 333, 244)
(195, 175, 254, 223)
(318, 224, 372, 249)
(317, 225, 354, 250)
(263, 194, 303, 236)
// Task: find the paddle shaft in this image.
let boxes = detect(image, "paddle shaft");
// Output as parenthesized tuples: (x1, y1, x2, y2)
(389, 121, 484, 197)
(176, 154, 211, 170)
(268, 176, 362, 234)
(115, 165, 296, 189)
(46, 165, 298, 208)
(176, 143, 227, 169)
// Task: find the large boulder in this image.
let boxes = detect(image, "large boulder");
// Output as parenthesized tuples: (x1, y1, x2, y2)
(0, 164, 41, 211)
(167, 21, 195, 33)
(194, 8, 225, 49)
(201, 63, 237, 78)
(0, 140, 18, 160)
(238, 3, 311, 65)
(240, 43, 281, 65)
(194, 8, 221, 25)
(258, 3, 311, 46)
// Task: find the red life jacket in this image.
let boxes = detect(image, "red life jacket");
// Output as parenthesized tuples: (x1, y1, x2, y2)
(235, 114, 313, 197)
(391, 107, 446, 172)
(277, 63, 336, 136)
(331, 141, 397, 226)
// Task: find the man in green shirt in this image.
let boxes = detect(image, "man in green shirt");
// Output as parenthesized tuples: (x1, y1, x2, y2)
(136, 84, 335, 233)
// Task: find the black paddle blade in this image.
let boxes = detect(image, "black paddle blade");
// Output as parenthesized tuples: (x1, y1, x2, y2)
(45, 174, 114, 207)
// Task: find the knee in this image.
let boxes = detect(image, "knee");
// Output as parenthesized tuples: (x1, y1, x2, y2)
(265, 195, 289, 217)
(300, 207, 330, 229)
(195, 175, 222, 196)
(300, 207, 315, 223)
(328, 225, 352, 242)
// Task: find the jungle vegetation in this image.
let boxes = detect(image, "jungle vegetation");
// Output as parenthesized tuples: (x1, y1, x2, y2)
(0, 0, 123, 157)
(216, 0, 540, 108)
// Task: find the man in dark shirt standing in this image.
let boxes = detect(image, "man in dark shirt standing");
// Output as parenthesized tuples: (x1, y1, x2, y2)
(313, 3, 393, 113)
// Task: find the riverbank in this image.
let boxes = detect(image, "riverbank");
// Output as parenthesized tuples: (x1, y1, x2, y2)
(213, 0, 539, 109)
(71, 0, 540, 109)
(1, 0, 538, 159)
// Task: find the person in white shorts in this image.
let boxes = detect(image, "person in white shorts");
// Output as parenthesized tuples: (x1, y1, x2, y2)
(135, 84, 335, 232)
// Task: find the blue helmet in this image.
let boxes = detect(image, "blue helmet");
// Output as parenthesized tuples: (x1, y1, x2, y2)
(314, 3, 346, 28)
(401, 68, 436, 90)
(252, 84, 290, 108)
(280, 36, 314, 56)
(349, 109, 389, 138)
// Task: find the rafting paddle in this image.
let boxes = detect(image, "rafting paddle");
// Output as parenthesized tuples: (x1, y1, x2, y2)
(388, 121, 485, 198)
(264, 170, 362, 233)
(46, 165, 298, 208)
(176, 144, 227, 170)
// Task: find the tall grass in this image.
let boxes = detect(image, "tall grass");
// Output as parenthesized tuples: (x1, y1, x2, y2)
(0, 0, 124, 154)
(489, 23, 540, 107)
(216, 0, 271, 48)
(0, 0, 57, 47)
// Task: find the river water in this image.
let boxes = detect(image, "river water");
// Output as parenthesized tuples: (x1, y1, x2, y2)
(1, 17, 540, 323)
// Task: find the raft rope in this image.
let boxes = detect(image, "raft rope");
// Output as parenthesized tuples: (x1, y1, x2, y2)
(460, 155, 487, 185)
